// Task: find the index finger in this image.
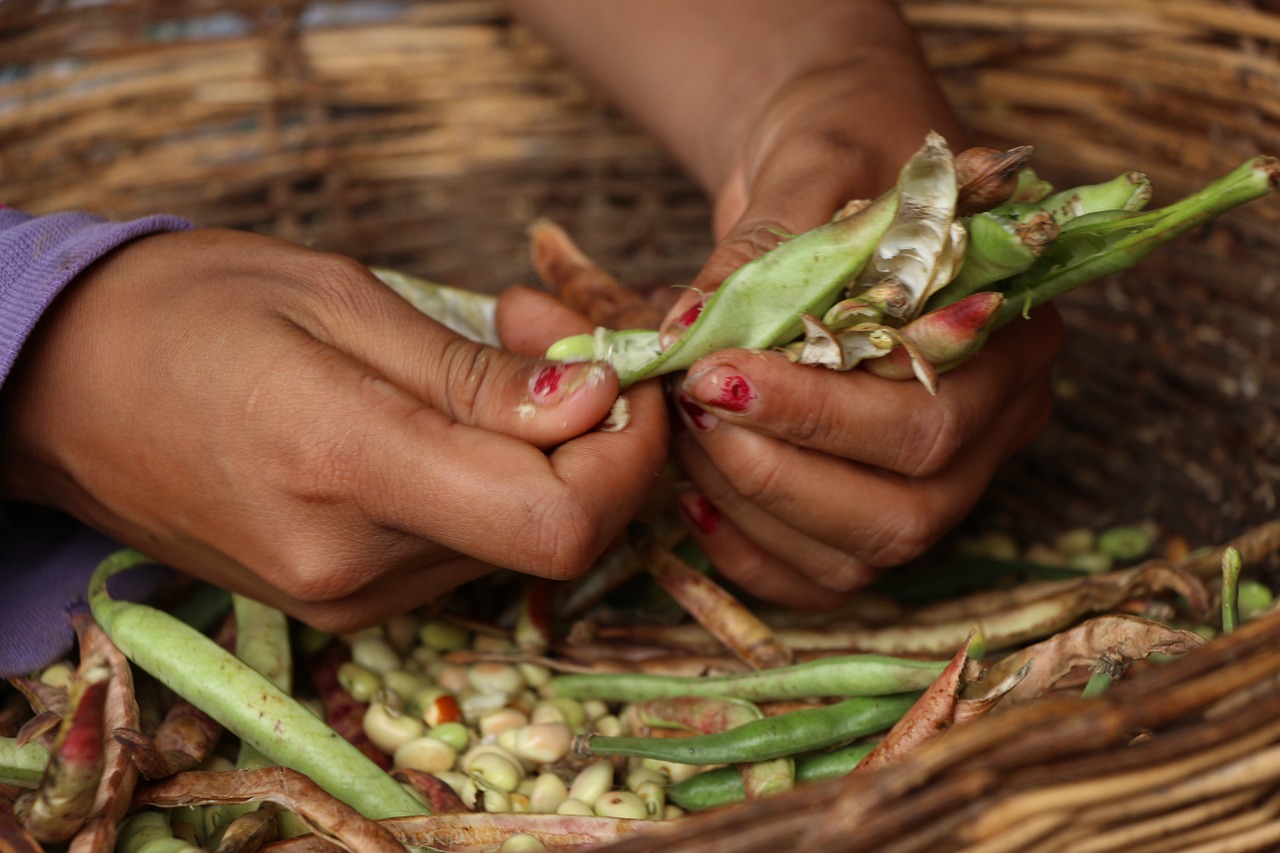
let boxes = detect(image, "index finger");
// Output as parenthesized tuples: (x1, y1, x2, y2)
(675, 305, 1063, 476)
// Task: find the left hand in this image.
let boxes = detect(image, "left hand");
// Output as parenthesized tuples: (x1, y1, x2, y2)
(660, 62, 1063, 610)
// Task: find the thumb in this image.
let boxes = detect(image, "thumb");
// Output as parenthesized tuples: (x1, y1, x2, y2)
(313, 271, 621, 450)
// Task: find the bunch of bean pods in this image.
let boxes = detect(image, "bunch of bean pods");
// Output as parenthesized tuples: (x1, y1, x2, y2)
(544, 133, 1279, 393)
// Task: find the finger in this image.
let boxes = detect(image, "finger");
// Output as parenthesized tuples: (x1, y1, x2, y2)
(672, 382, 1051, 573)
(495, 284, 595, 358)
(676, 305, 1064, 476)
(281, 248, 621, 449)
(673, 482, 863, 610)
(254, 339, 669, 580)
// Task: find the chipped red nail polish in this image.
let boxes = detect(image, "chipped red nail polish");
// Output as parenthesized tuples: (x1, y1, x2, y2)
(712, 374, 756, 413)
(677, 489, 720, 535)
(676, 300, 704, 328)
(530, 364, 566, 402)
(675, 390, 718, 431)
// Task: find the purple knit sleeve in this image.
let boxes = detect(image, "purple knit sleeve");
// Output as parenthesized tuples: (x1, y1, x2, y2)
(1, 208, 193, 677)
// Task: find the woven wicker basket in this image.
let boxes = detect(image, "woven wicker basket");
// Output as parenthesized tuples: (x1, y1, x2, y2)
(3, 1, 1280, 850)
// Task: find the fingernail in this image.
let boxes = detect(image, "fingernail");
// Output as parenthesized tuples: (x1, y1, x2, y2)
(674, 390, 718, 431)
(675, 484, 720, 535)
(660, 294, 706, 348)
(684, 367, 758, 415)
(528, 362, 608, 404)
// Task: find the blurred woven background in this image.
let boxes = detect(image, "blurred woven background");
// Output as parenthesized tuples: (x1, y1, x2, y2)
(1, 0, 1278, 554)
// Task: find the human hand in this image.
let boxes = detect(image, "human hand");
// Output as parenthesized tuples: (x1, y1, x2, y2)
(662, 60, 1063, 609)
(0, 229, 667, 631)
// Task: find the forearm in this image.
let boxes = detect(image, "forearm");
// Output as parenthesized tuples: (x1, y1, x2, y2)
(505, 0, 959, 196)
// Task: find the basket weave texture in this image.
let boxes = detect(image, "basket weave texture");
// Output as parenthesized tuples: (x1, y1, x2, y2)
(3, 1, 1280, 850)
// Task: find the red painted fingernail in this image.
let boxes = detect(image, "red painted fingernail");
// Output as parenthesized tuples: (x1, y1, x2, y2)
(676, 301, 704, 328)
(530, 364, 567, 401)
(676, 487, 720, 535)
(686, 368, 758, 414)
(528, 362, 607, 404)
(675, 390, 718, 431)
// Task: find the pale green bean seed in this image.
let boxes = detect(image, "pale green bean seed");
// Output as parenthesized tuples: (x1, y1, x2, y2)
(501, 832, 546, 852)
(640, 758, 704, 784)
(418, 621, 471, 652)
(512, 722, 573, 765)
(626, 768, 667, 792)
(497, 729, 521, 760)
(529, 702, 567, 726)
(582, 700, 609, 723)
(472, 634, 515, 654)
(1068, 552, 1114, 574)
(462, 744, 523, 775)
(1097, 525, 1152, 560)
(538, 697, 586, 728)
(1053, 527, 1096, 556)
(436, 664, 472, 694)
(468, 663, 525, 698)
(429, 721, 470, 752)
(382, 613, 421, 654)
(382, 669, 426, 702)
(664, 804, 685, 820)
(480, 708, 529, 739)
(529, 773, 569, 814)
(409, 646, 441, 670)
(517, 777, 538, 797)
(198, 755, 237, 773)
(517, 663, 552, 690)
(568, 760, 614, 805)
(469, 752, 522, 792)
(39, 661, 75, 691)
(337, 662, 381, 703)
(459, 688, 508, 723)
(482, 788, 513, 813)
(434, 770, 468, 796)
(593, 791, 648, 820)
(392, 736, 457, 774)
(556, 798, 595, 817)
(460, 778, 480, 810)
(362, 700, 425, 754)
(633, 781, 665, 818)
(593, 714, 623, 737)
(351, 636, 401, 674)
(509, 792, 532, 813)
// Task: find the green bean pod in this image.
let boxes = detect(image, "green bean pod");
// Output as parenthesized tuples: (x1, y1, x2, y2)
(1036, 170, 1151, 223)
(0, 737, 49, 787)
(549, 654, 947, 703)
(924, 205, 1058, 311)
(994, 156, 1278, 328)
(667, 741, 876, 811)
(574, 692, 918, 766)
(88, 550, 426, 821)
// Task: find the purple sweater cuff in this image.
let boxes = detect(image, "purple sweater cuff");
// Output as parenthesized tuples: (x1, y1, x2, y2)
(1, 209, 193, 677)
(0, 208, 195, 384)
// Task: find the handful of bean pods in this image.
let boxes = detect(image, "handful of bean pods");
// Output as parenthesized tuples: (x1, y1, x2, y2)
(543, 134, 1279, 392)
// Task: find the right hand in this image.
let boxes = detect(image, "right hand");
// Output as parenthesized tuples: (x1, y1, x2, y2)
(0, 229, 668, 631)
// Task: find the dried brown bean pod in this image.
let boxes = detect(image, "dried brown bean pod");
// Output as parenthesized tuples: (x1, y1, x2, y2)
(305, 642, 391, 770)
(632, 524, 793, 670)
(68, 614, 141, 853)
(528, 218, 665, 330)
(954, 145, 1035, 216)
(389, 768, 468, 814)
(16, 665, 109, 843)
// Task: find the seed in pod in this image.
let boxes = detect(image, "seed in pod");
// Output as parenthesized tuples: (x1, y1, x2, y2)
(337, 662, 381, 703)
(418, 621, 471, 652)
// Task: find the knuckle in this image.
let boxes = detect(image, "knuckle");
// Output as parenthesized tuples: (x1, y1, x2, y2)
(300, 252, 383, 315)
(517, 496, 600, 581)
(859, 498, 944, 568)
(436, 338, 495, 423)
(899, 397, 967, 477)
